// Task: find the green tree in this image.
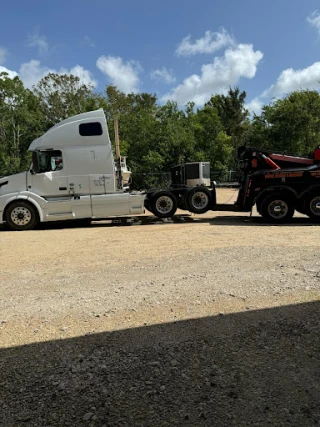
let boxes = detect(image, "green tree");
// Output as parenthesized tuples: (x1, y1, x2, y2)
(192, 104, 233, 170)
(247, 90, 320, 156)
(206, 87, 249, 153)
(0, 72, 44, 176)
(155, 101, 196, 169)
(264, 90, 320, 155)
(33, 73, 102, 127)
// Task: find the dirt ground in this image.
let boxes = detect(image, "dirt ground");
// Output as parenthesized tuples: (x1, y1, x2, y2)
(0, 189, 319, 426)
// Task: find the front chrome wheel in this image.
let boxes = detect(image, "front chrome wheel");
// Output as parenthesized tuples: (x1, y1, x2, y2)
(5, 201, 39, 231)
(11, 206, 32, 226)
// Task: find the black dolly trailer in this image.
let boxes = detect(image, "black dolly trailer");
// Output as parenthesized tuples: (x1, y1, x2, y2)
(144, 146, 320, 223)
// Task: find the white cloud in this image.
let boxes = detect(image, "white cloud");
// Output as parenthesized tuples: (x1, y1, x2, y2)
(176, 29, 234, 57)
(163, 44, 263, 106)
(246, 98, 263, 116)
(150, 67, 176, 84)
(0, 60, 97, 89)
(0, 47, 7, 65)
(0, 66, 18, 79)
(248, 61, 320, 114)
(67, 65, 97, 87)
(96, 55, 141, 93)
(263, 62, 320, 98)
(19, 60, 53, 88)
(83, 36, 95, 47)
(27, 27, 48, 55)
(307, 10, 320, 34)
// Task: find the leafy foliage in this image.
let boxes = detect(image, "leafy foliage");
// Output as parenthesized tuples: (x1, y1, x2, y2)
(246, 90, 320, 156)
(33, 73, 103, 127)
(1, 73, 320, 182)
(0, 72, 45, 176)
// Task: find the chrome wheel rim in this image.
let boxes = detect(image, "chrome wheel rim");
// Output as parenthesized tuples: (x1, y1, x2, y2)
(11, 207, 32, 226)
(310, 196, 320, 216)
(191, 192, 209, 209)
(268, 200, 288, 219)
(155, 196, 173, 215)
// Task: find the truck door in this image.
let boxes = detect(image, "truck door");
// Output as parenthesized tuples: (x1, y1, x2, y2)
(27, 150, 69, 197)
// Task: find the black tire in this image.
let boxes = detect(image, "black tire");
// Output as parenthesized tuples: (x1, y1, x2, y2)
(295, 197, 306, 216)
(260, 193, 294, 223)
(5, 201, 39, 231)
(178, 197, 188, 210)
(184, 187, 212, 214)
(304, 194, 320, 221)
(144, 199, 154, 215)
(150, 191, 178, 218)
(256, 200, 262, 215)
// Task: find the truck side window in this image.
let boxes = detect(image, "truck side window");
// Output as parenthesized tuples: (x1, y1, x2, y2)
(79, 122, 103, 136)
(38, 150, 63, 173)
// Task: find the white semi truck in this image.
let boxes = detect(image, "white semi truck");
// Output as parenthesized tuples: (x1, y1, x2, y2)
(2, 108, 320, 230)
(0, 109, 213, 231)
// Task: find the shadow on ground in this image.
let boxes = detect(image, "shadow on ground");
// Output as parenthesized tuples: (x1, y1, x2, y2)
(206, 215, 320, 227)
(1, 302, 319, 426)
(0, 214, 319, 232)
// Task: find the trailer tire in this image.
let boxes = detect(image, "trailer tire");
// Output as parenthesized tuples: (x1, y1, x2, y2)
(5, 200, 39, 231)
(260, 193, 294, 223)
(150, 191, 178, 218)
(184, 187, 212, 214)
(144, 199, 154, 215)
(304, 193, 320, 221)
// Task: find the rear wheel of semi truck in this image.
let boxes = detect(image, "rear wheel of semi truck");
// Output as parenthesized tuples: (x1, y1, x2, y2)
(184, 187, 212, 214)
(150, 191, 178, 218)
(144, 199, 154, 215)
(5, 201, 39, 231)
(304, 194, 320, 221)
(260, 193, 294, 223)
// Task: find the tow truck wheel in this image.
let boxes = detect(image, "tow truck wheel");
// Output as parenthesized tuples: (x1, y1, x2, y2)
(295, 198, 306, 215)
(304, 194, 320, 221)
(184, 187, 212, 214)
(5, 201, 39, 231)
(260, 193, 294, 223)
(256, 201, 262, 215)
(150, 191, 177, 218)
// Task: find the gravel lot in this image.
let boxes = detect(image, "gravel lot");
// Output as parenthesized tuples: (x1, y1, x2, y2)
(0, 189, 319, 426)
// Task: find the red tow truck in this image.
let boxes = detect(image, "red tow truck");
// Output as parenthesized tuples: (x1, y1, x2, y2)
(144, 146, 320, 223)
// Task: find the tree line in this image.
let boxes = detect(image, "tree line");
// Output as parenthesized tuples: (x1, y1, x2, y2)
(1, 71, 320, 185)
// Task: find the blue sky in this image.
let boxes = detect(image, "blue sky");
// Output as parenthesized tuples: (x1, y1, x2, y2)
(1, 0, 320, 113)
